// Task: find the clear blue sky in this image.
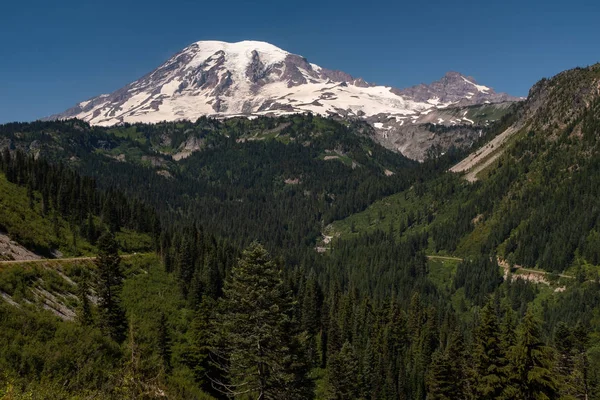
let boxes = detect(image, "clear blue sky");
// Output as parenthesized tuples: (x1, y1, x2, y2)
(1, 0, 599, 123)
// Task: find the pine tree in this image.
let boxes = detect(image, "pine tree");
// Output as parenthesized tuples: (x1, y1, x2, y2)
(567, 323, 591, 399)
(327, 316, 343, 361)
(163, 248, 174, 273)
(177, 237, 194, 298)
(426, 350, 453, 400)
(203, 250, 222, 300)
(472, 301, 507, 399)
(426, 331, 467, 400)
(554, 322, 574, 393)
(76, 276, 93, 327)
(503, 309, 559, 400)
(157, 312, 172, 373)
(85, 212, 96, 244)
(102, 199, 120, 233)
(210, 242, 313, 399)
(95, 231, 128, 343)
(27, 182, 34, 210)
(326, 341, 361, 400)
(501, 304, 518, 353)
(185, 296, 219, 395)
(300, 273, 322, 365)
(361, 338, 375, 399)
(300, 274, 322, 336)
(188, 268, 205, 309)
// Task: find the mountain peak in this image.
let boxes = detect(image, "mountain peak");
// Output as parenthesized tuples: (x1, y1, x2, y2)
(191, 40, 288, 52)
(442, 71, 480, 84)
(395, 70, 518, 105)
(443, 71, 465, 78)
(46, 41, 520, 147)
(184, 40, 291, 68)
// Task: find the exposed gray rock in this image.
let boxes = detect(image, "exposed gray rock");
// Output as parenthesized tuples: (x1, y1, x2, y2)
(45, 41, 521, 159)
(394, 71, 521, 105)
(0, 232, 42, 261)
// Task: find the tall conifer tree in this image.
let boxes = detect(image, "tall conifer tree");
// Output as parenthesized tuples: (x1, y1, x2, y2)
(210, 242, 313, 399)
(95, 231, 128, 343)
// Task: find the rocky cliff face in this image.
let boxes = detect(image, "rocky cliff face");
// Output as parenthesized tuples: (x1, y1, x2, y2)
(47, 40, 521, 159)
(396, 71, 518, 106)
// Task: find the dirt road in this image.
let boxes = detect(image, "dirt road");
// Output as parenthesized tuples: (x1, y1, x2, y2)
(426, 255, 464, 262)
(0, 253, 146, 267)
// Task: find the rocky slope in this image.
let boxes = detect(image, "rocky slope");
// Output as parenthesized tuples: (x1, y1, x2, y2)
(451, 63, 600, 179)
(47, 40, 521, 159)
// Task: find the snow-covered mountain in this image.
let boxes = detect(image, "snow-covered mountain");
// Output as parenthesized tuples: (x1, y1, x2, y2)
(48, 40, 521, 159)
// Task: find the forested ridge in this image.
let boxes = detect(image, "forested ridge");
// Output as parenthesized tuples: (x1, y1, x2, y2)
(1, 66, 600, 399)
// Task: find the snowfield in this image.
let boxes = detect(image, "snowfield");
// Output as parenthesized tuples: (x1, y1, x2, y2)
(48, 40, 520, 158)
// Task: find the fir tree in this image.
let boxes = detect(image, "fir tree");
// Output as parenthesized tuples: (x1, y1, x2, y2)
(326, 341, 361, 400)
(157, 312, 172, 373)
(177, 237, 194, 298)
(188, 268, 205, 309)
(95, 231, 128, 343)
(203, 250, 222, 300)
(426, 331, 467, 400)
(185, 296, 221, 395)
(504, 309, 559, 400)
(101, 199, 120, 233)
(300, 274, 322, 336)
(210, 242, 313, 399)
(426, 350, 453, 400)
(76, 276, 93, 327)
(557, 322, 591, 400)
(472, 301, 507, 399)
(85, 212, 97, 244)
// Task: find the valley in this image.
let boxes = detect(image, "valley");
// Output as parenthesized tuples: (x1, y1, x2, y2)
(1, 43, 600, 399)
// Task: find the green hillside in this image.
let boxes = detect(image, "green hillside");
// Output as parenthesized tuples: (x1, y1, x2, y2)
(328, 65, 600, 274)
(0, 171, 153, 259)
(3, 65, 600, 399)
(0, 172, 94, 257)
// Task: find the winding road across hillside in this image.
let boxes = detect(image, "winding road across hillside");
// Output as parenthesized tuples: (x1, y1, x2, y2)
(0, 253, 146, 268)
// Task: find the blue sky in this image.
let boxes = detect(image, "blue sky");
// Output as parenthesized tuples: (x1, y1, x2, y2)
(1, 0, 599, 123)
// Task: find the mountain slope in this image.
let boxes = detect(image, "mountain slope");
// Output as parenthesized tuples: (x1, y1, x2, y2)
(0, 151, 157, 259)
(326, 63, 600, 274)
(451, 64, 600, 180)
(47, 40, 520, 159)
(1, 115, 434, 253)
(6, 63, 600, 400)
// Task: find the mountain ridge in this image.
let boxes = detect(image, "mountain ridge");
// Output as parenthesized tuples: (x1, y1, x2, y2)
(46, 40, 521, 159)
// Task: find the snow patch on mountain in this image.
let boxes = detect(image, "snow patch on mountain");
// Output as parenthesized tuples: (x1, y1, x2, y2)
(48, 41, 518, 128)
(461, 76, 490, 93)
(46, 41, 522, 159)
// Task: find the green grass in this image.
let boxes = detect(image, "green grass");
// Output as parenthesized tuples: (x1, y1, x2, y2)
(427, 257, 460, 292)
(122, 253, 188, 331)
(455, 217, 493, 257)
(0, 260, 88, 307)
(563, 257, 600, 281)
(107, 126, 147, 145)
(0, 172, 155, 259)
(0, 174, 96, 257)
(465, 103, 513, 124)
(0, 253, 203, 398)
(325, 187, 432, 243)
(0, 254, 156, 310)
(234, 124, 295, 145)
(115, 229, 154, 253)
(100, 144, 149, 165)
